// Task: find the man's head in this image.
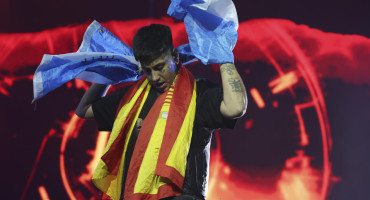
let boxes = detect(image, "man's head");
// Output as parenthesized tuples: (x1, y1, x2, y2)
(132, 24, 180, 92)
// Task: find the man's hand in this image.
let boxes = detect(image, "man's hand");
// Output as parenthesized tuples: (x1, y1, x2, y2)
(219, 63, 247, 119)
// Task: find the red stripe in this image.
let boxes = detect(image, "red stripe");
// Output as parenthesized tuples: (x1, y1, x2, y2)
(101, 76, 146, 174)
(123, 90, 168, 200)
(114, 65, 195, 199)
(155, 164, 186, 191)
(101, 90, 145, 174)
(114, 76, 147, 120)
(101, 193, 112, 200)
(131, 183, 182, 200)
(155, 66, 194, 190)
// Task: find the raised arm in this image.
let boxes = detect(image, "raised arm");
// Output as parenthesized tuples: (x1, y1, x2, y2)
(75, 83, 110, 119)
(219, 63, 248, 119)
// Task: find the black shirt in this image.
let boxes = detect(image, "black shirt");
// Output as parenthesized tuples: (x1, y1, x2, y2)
(92, 78, 237, 200)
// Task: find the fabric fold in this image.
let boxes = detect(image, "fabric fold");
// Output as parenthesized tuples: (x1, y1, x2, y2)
(32, 20, 142, 102)
(92, 65, 197, 200)
(167, 0, 239, 65)
(33, 0, 239, 101)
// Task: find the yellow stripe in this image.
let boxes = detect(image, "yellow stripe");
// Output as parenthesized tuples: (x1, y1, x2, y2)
(166, 81, 196, 176)
(93, 76, 198, 198)
(134, 87, 172, 194)
(134, 80, 197, 195)
(92, 80, 150, 200)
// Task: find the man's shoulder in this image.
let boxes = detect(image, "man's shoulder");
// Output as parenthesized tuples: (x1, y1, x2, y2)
(195, 77, 215, 84)
(96, 84, 133, 105)
(195, 77, 220, 95)
(109, 83, 134, 94)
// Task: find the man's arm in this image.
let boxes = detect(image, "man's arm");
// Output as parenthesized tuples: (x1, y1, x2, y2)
(219, 63, 248, 119)
(75, 83, 110, 119)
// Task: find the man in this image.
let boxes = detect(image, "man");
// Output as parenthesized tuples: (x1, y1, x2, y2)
(76, 24, 247, 200)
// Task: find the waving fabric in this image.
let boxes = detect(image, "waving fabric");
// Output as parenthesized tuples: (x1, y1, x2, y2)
(32, 0, 239, 104)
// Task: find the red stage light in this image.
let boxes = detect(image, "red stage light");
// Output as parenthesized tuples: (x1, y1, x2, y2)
(2, 17, 369, 200)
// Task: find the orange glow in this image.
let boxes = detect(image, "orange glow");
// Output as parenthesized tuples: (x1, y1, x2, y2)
(208, 145, 284, 200)
(269, 71, 299, 94)
(74, 79, 90, 91)
(224, 166, 231, 175)
(60, 113, 85, 200)
(240, 24, 295, 96)
(294, 102, 315, 146)
(207, 137, 322, 200)
(78, 131, 110, 187)
(250, 88, 265, 108)
(220, 181, 228, 190)
(2, 18, 340, 199)
(51, 19, 333, 200)
(243, 20, 332, 199)
(21, 129, 56, 200)
(274, 26, 331, 199)
(38, 185, 50, 200)
(278, 150, 320, 200)
(207, 131, 222, 198)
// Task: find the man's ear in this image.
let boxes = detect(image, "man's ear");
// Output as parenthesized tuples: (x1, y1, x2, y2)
(172, 48, 179, 64)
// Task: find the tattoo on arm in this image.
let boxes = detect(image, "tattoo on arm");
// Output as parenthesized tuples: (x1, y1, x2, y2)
(220, 65, 235, 75)
(228, 78, 243, 93)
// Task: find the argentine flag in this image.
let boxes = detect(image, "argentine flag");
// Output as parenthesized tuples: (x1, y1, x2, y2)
(168, 0, 239, 65)
(32, 21, 142, 103)
(32, 0, 239, 102)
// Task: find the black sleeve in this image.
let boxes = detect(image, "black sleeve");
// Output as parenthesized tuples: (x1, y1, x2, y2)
(196, 78, 238, 130)
(91, 87, 129, 131)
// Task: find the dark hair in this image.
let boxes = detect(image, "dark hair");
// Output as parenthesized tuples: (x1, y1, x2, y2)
(132, 24, 174, 65)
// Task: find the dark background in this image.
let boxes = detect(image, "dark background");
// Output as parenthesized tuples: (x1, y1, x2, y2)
(1, 0, 369, 199)
(1, 0, 369, 36)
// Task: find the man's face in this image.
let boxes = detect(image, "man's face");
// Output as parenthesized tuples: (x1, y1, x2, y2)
(141, 53, 178, 92)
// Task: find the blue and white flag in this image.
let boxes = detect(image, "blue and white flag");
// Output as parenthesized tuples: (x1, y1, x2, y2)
(32, 21, 142, 103)
(168, 0, 239, 65)
(33, 0, 239, 102)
